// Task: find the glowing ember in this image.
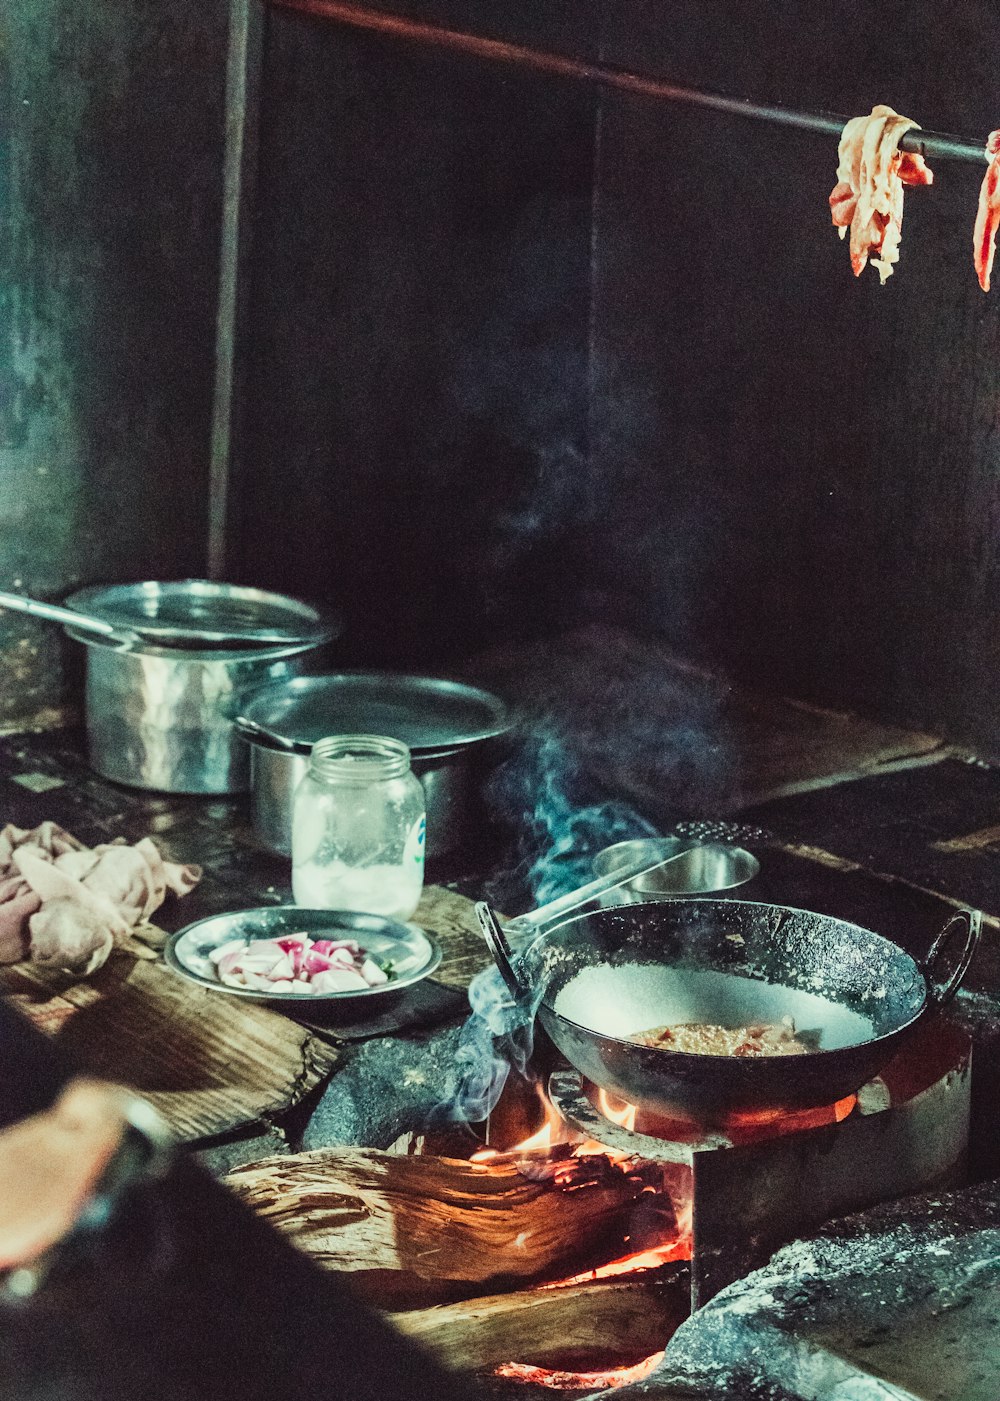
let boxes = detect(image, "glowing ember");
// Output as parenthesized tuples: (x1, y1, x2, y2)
(717, 1093, 857, 1143)
(494, 1351, 665, 1390)
(475, 1079, 861, 1390)
(550, 1184, 692, 1287)
(551, 1237, 689, 1287)
(615, 1090, 860, 1145)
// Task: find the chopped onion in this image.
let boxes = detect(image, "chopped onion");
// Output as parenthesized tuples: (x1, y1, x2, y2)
(208, 932, 392, 996)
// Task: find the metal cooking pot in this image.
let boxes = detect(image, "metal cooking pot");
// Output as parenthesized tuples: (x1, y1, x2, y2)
(476, 898, 981, 1123)
(62, 581, 338, 795)
(241, 737, 473, 859)
(234, 672, 511, 859)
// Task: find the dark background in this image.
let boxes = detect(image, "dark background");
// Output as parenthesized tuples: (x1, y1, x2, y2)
(4, 0, 1000, 752)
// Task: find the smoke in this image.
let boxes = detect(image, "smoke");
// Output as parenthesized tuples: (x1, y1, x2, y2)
(485, 729, 660, 907)
(447, 194, 593, 550)
(445, 725, 659, 1125)
(446, 965, 542, 1125)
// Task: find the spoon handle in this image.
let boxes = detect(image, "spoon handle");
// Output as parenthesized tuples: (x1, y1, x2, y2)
(504, 846, 695, 939)
(0, 590, 134, 644)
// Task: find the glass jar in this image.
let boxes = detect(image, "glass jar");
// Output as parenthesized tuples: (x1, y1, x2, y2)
(291, 734, 426, 921)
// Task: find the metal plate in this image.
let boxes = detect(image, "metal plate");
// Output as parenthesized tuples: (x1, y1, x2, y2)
(236, 672, 511, 754)
(65, 580, 339, 648)
(164, 906, 442, 1005)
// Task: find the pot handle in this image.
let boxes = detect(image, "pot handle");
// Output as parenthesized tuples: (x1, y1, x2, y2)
(475, 902, 528, 1000)
(920, 908, 982, 1009)
(232, 715, 302, 753)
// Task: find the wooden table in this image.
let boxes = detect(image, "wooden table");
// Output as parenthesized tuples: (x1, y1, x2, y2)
(0, 882, 490, 1144)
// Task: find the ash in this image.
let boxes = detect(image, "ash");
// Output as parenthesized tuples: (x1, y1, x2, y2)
(608, 1179, 1000, 1401)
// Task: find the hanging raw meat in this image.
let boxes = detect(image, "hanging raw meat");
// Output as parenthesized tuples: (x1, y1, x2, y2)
(829, 104, 933, 283)
(974, 130, 1000, 292)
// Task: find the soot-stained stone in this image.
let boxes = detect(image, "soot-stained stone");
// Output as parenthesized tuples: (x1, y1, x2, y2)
(302, 1024, 468, 1150)
(613, 1179, 1000, 1401)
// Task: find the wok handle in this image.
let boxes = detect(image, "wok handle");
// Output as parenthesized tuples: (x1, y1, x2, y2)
(920, 908, 982, 1009)
(475, 902, 527, 1000)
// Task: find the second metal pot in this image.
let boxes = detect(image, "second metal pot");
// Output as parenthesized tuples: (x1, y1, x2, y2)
(243, 736, 474, 859)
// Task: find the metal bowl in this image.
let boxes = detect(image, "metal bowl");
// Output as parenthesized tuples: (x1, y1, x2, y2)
(164, 906, 442, 1006)
(592, 837, 760, 902)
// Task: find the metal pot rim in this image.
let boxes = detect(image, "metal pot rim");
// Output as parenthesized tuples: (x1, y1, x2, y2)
(245, 735, 466, 764)
(234, 716, 472, 762)
(65, 579, 339, 649)
(65, 626, 322, 663)
(236, 671, 511, 753)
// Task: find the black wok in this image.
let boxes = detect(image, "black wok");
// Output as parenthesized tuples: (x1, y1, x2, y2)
(475, 898, 980, 1122)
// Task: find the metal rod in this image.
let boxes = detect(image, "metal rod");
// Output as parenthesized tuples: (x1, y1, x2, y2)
(271, 0, 988, 164)
(208, 0, 267, 580)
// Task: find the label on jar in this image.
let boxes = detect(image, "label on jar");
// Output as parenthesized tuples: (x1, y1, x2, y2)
(405, 814, 426, 868)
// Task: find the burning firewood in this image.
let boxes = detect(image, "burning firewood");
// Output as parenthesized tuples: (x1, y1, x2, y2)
(387, 1272, 689, 1372)
(225, 1146, 674, 1307)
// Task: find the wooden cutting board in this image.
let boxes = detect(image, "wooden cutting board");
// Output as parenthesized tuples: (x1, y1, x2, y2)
(0, 942, 340, 1141)
(0, 884, 490, 1143)
(412, 883, 493, 989)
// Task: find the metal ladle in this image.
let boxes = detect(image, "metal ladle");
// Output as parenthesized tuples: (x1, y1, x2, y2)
(231, 715, 302, 753)
(501, 844, 699, 943)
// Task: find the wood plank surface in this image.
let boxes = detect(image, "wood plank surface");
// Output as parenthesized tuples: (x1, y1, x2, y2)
(0, 885, 489, 1143)
(412, 883, 493, 988)
(0, 946, 340, 1141)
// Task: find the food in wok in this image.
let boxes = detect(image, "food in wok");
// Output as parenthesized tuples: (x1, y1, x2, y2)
(629, 1016, 811, 1057)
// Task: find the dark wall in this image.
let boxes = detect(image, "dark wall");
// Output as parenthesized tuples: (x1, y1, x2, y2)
(588, 1, 1000, 750)
(237, 0, 1000, 751)
(238, 9, 596, 663)
(0, 0, 228, 726)
(4, 1, 999, 751)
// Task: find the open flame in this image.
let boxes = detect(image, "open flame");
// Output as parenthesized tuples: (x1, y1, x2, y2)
(470, 1093, 565, 1163)
(597, 1088, 637, 1131)
(495, 1351, 666, 1391)
(476, 1085, 689, 1390)
(481, 1080, 858, 1389)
